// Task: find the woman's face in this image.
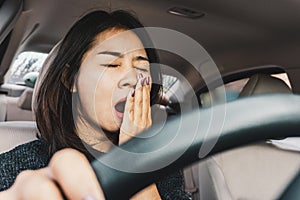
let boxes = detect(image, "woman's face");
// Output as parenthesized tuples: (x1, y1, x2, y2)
(75, 28, 151, 132)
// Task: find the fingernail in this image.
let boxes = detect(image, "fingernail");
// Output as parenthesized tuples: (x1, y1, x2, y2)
(146, 77, 150, 85)
(138, 73, 143, 79)
(82, 195, 97, 200)
(130, 89, 135, 97)
(141, 78, 146, 86)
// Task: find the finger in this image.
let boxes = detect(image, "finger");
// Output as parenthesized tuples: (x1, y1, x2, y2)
(125, 88, 135, 123)
(142, 77, 151, 126)
(145, 76, 152, 127)
(147, 103, 152, 128)
(48, 148, 105, 200)
(11, 169, 64, 200)
(133, 77, 143, 124)
(120, 88, 135, 140)
(147, 105, 152, 128)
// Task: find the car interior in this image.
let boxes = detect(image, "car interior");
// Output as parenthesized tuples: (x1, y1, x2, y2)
(0, 0, 300, 199)
(190, 74, 300, 199)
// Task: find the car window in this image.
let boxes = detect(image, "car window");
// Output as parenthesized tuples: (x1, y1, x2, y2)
(162, 74, 178, 95)
(200, 73, 291, 107)
(7, 51, 48, 85)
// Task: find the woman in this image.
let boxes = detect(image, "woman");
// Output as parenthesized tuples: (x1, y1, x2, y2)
(35, 10, 161, 156)
(0, 10, 190, 199)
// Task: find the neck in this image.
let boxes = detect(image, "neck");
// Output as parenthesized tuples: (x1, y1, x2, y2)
(75, 116, 117, 152)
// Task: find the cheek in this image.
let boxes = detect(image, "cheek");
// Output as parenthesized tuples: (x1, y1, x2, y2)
(76, 62, 122, 131)
(94, 72, 121, 130)
(76, 69, 100, 116)
(95, 76, 115, 109)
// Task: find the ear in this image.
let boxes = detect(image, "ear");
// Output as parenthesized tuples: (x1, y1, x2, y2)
(61, 66, 77, 93)
(70, 83, 77, 93)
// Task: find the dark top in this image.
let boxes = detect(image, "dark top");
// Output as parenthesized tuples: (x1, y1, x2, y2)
(0, 140, 191, 199)
(0, 140, 49, 191)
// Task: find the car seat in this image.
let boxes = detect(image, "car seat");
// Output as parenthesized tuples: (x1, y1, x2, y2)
(0, 87, 34, 122)
(0, 43, 59, 154)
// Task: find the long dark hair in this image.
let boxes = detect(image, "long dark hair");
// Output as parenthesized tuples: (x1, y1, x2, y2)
(35, 10, 162, 156)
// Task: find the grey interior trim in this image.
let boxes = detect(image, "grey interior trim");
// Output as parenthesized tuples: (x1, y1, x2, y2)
(0, 83, 26, 97)
(0, 94, 7, 121)
(0, 10, 32, 84)
(0, 0, 23, 44)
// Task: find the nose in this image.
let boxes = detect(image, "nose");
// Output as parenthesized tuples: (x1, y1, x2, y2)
(118, 68, 138, 89)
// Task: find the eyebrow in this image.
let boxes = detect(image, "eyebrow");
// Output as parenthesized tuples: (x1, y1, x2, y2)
(97, 51, 122, 57)
(98, 51, 149, 62)
(135, 56, 149, 62)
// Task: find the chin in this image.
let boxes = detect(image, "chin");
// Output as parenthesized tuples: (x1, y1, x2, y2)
(104, 121, 121, 133)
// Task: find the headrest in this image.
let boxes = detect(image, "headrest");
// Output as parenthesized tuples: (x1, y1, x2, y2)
(239, 74, 292, 97)
(31, 43, 60, 114)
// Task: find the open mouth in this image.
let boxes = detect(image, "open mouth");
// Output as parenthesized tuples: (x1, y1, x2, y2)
(114, 98, 126, 119)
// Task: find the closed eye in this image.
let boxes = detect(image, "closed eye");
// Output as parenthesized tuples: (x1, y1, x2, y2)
(101, 64, 120, 68)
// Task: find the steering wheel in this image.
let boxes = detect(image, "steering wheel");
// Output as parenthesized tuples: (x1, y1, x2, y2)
(91, 94, 300, 199)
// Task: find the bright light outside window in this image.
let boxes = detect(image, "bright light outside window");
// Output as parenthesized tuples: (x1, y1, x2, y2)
(8, 52, 48, 85)
(162, 74, 178, 94)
